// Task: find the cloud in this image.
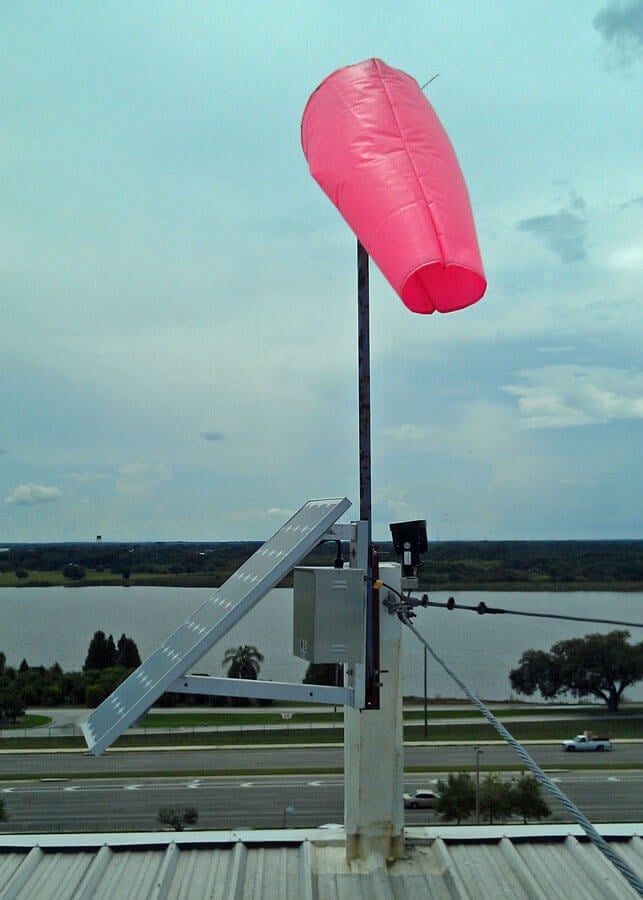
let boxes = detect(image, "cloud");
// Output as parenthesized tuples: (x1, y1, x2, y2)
(378, 484, 422, 522)
(618, 195, 643, 209)
(115, 463, 172, 498)
(536, 346, 576, 354)
(62, 472, 108, 484)
(5, 484, 62, 505)
(381, 424, 431, 441)
(118, 463, 149, 479)
(200, 431, 226, 442)
(502, 365, 643, 428)
(266, 507, 295, 519)
(594, 1, 643, 66)
(517, 208, 587, 263)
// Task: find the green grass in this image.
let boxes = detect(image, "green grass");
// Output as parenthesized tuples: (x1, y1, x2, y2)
(0, 714, 51, 730)
(140, 705, 641, 729)
(2, 715, 640, 752)
(141, 710, 344, 728)
(0, 570, 70, 587)
(404, 716, 641, 743)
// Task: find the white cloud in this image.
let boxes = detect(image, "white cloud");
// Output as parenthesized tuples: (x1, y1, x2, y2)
(381, 424, 431, 442)
(63, 472, 108, 484)
(267, 507, 296, 519)
(502, 365, 643, 428)
(118, 463, 149, 479)
(5, 484, 62, 505)
(115, 463, 172, 498)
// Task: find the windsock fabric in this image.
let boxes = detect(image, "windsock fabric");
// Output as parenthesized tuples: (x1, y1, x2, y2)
(301, 58, 486, 314)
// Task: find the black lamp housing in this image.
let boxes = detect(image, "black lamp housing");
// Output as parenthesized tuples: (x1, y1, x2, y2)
(389, 520, 428, 577)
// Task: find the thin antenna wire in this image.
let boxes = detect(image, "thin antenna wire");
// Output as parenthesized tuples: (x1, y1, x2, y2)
(420, 74, 439, 91)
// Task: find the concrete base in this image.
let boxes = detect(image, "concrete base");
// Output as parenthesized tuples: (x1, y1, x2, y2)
(344, 564, 405, 862)
(345, 832, 406, 864)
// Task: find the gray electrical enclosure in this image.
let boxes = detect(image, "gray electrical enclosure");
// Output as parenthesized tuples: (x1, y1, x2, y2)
(293, 567, 365, 663)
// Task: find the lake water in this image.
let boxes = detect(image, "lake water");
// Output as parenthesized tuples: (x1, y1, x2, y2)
(1, 586, 641, 702)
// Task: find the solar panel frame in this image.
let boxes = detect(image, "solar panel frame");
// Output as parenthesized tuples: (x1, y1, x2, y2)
(82, 497, 351, 755)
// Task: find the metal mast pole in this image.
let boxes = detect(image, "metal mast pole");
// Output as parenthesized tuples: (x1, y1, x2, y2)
(358, 240, 380, 709)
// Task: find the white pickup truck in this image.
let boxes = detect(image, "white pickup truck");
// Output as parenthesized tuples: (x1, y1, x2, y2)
(562, 734, 612, 752)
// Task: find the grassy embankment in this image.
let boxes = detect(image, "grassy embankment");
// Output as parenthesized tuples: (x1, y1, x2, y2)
(2, 706, 641, 752)
(2, 707, 640, 778)
(0, 570, 222, 588)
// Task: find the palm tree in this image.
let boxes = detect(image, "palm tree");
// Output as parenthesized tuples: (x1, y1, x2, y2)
(222, 645, 264, 680)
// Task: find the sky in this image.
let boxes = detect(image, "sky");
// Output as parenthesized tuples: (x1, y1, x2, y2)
(1, 1, 642, 543)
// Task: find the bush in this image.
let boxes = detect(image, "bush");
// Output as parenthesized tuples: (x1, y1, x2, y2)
(158, 807, 198, 831)
(435, 771, 551, 824)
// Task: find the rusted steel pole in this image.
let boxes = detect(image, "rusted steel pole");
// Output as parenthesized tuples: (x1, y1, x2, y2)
(358, 240, 380, 709)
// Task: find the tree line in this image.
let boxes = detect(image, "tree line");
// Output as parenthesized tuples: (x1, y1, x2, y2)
(0, 639, 273, 723)
(1, 538, 641, 589)
(2, 628, 641, 724)
(0, 631, 143, 721)
(435, 772, 551, 825)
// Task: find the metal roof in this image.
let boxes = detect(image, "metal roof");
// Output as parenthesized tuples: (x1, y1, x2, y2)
(1, 825, 641, 899)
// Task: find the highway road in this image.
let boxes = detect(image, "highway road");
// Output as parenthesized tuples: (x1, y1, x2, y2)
(0, 741, 641, 778)
(2, 770, 642, 833)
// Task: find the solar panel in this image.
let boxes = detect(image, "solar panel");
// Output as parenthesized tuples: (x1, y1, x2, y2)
(81, 497, 351, 755)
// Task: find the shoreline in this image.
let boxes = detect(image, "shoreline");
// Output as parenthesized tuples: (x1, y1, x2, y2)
(1, 577, 641, 591)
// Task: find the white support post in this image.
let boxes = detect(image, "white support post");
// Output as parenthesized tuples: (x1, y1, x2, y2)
(344, 563, 405, 862)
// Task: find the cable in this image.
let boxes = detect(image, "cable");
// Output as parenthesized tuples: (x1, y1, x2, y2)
(422, 596, 643, 629)
(396, 608, 643, 896)
(372, 579, 643, 629)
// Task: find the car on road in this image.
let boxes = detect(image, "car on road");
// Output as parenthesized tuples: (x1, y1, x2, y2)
(403, 789, 439, 809)
(562, 734, 612, 752)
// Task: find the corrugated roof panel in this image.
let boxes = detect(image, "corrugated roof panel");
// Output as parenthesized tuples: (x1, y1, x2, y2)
(1, 829, 642, 899)
(171, 845, 231, 899)
(448, 840, 530, 898)
(497, 837, 549, 899)
(0, 848, 25, 893)
(622, 835, 643, 879)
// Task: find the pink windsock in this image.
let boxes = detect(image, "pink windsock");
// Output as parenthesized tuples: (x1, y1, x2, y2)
(302, 58, 486, 314)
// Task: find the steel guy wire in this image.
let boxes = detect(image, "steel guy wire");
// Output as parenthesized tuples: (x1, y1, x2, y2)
(397, 609, 643, 896)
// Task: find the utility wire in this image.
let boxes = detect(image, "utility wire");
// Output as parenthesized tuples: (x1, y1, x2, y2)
(420, 596, 643, 629)
(373, 580, 642, 628)
(396, 607, 643, 896)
